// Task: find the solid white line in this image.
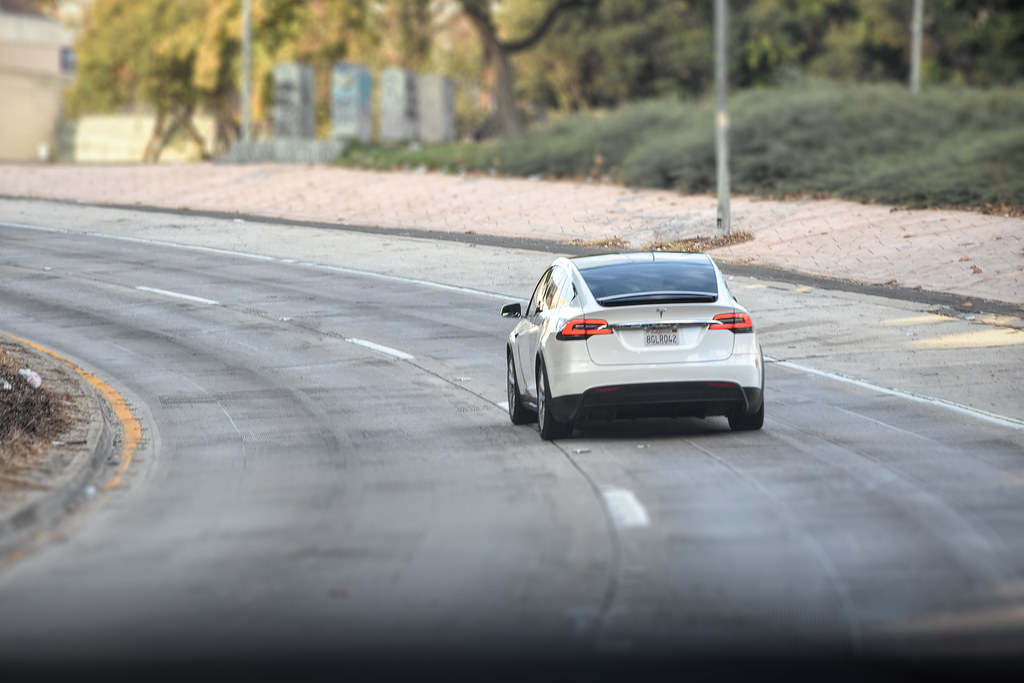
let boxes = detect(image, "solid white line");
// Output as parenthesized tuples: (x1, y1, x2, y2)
(97, 233, 278, 261)
(767, 356, 1024, 431)
(0, 221, 68, 233)
(4, 222, 515, 302)
(135, 286, 219, 306)
(835, 406, 940, 443)
(601, 487, 650, 529)
(308, 263, 514, 302)
(347, 338, 415, 361)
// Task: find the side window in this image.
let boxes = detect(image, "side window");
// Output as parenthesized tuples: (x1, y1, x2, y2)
(548, 268, 573, 310)
(527, 268, 553, 317)
(559, 270, 577, 306)
(541, 269, 561, 311)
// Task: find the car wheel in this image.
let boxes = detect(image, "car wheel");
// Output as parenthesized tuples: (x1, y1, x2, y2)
(728, 398, 764, 431)
(537, 361, 573, 440)
(507, 352, 535, 425)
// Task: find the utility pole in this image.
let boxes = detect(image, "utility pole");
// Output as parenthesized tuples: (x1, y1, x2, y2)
(910, 0, 923, 94)
(714, 0, 731, 236)
(242, 0, 252, 141)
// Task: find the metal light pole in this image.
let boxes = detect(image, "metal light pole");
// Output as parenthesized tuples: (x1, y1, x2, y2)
(910, 0, 923, 94)
(714, 0, 731, 236)
(242, 0, 252, 141)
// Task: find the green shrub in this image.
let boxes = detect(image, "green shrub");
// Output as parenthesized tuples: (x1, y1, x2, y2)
(335, 84, 1024, 210)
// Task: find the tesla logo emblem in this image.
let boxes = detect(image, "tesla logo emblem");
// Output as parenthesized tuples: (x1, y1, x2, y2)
(657, 307, 667, 319)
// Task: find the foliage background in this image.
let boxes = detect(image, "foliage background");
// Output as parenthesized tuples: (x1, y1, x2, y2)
(57, 0, 1024, 208)
(341, 84, 1024, 212)
(64, 0, 1023, 136)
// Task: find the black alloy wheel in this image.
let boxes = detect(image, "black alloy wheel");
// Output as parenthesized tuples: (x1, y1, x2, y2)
(537, 361, 573, 440)
(507, 352, 535, 425)
(728, 398, 764, 431)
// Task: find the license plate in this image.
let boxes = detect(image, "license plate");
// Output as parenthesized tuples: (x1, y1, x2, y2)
(645, 328, 678, 346)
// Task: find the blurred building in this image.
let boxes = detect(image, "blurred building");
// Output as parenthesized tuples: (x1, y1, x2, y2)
(0, 0, 74, 161)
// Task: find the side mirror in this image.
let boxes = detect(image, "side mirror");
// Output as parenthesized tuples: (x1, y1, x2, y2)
(500, 302, 522, 318)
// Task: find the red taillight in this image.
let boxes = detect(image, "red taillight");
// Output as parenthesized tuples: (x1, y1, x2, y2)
(557, 319, 613, 340)
(710, 312, 754, 332)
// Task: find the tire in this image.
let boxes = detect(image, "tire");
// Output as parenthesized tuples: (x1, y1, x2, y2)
(507, 352, 535, 425)
(728, 398, 764, 431)
(537, 361, 573, 440)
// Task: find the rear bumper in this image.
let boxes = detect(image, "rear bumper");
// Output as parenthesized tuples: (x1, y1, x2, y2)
(549, 381, 762, 423)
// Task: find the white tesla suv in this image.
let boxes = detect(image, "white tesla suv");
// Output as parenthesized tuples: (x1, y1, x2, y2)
(501, 252, 765, 439)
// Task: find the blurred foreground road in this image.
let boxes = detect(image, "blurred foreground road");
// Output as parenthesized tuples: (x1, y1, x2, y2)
(1, 202, 1022, 679)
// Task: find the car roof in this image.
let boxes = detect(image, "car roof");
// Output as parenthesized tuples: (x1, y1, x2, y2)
(568, 252, 714, 270)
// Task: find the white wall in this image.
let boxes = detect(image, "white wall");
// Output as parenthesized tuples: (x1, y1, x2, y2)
(73, 114, 218, 162)
(0, 11, 69, 160)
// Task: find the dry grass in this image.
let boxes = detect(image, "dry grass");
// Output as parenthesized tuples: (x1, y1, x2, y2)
(571, 231, 755, 253)
(645, 230, 755, 253)
(570, 236, 631, 249)
(0, 345, 72, 491)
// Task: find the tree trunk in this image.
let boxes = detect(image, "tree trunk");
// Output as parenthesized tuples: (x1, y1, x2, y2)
(175, 106, 209, 160)
(151, 117, 182, 163)
(143, 106, 208, 162)
(464, 9, 523, 137)
(461, 0, 594, 138)
(141, 113, 167, 163)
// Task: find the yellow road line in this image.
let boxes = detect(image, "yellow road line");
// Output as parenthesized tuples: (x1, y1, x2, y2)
(2, 333, 140, 489)
(883, 314, 950, 325)
(980, 314, 1024, 329)
(910, 328, 1024, 350)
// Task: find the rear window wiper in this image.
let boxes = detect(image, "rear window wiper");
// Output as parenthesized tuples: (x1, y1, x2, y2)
(596, 291, 718, 306)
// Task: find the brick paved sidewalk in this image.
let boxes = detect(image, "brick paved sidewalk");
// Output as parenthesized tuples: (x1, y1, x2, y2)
(1, 163, 1020, 306)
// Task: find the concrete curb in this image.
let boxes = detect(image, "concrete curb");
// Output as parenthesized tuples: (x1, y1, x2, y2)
(0, 340, 116, 562)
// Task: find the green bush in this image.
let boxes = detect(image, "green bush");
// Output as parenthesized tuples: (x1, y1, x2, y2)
(336, 84, 1024, 210)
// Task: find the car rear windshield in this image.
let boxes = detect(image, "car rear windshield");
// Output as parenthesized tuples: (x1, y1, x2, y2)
(578, 260, 719, 306)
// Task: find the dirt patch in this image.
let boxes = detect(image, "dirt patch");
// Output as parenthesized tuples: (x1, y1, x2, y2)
(571, 236, 631, 250)
(0, 340, 80, 495)
(645, 231, 756, 253)
(572, 231, 755, 253)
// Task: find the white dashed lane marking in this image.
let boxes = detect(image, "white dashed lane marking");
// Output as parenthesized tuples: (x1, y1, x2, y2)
(135, 286, 219, 306)
(346, 338, 415, 361)
(602, 487, 651, 529)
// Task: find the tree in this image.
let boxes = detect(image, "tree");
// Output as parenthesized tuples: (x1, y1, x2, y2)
(927, 0, 1024, 87)
(68, 0, 384, 158)
(67, 0, 210, 161)
(378, 0, 433, 67)
(177, 0, 378, 141)
(458, 0, 596, 136)
(510, 0, 714, 112)
(66, 0, 1023, 155)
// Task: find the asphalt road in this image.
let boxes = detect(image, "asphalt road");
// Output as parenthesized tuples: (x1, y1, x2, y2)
(1, 205, 1023, 680)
